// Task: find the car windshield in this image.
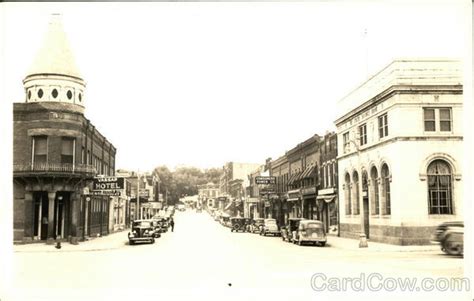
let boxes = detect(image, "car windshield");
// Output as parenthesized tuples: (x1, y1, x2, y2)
(305, 223, 322, 229)
(133, 221, 151, 227)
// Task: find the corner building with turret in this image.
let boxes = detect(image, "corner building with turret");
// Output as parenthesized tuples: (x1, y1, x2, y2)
(13, 15, 117, 243)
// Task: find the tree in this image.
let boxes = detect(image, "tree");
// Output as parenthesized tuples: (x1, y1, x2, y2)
(151, 165, 223, 205)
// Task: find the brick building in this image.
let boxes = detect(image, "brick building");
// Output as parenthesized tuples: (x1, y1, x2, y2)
(285, 135, 321, 220)
(13, 15, 116, 243)
(317, 132, 339, 235)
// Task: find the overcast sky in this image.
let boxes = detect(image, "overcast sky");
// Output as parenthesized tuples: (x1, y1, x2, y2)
(2, 1, 468, 172)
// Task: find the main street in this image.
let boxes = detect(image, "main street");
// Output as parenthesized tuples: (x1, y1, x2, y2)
(9, 210, 467, 301)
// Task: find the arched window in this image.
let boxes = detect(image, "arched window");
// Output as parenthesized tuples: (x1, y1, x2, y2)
(352, 171, 360, 215)
(381, 164, 391, 215)
(345, 173, 351, 215)
(427, 160, 453, 214)
(370, 167, 379, 215)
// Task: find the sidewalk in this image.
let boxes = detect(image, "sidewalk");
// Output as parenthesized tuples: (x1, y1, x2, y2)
(327, 235, 440, 252)
(14, 230, 129, 253)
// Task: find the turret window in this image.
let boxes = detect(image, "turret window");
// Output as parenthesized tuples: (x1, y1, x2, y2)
(38, 89, 44, 99)
(67, 90, 73, 100)
(52, 89, 58, 99)
(28, 90, 32, 100)
(78, 93, 82, 102)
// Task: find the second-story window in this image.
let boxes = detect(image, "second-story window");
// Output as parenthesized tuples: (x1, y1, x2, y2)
(423, 108, 436, 131)
(359, 124, 367, 146)
(33, 136, 47, 164)
(378, 113, 388, 138)
(61, 137, 75, 164)
(424, 107, 452, 132)
(439, 108, 452, 131)
(343, 132, 350, 153)
(328, 163, 333, 187)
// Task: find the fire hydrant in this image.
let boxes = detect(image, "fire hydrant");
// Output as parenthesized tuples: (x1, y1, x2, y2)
(359, 233, 368, 248)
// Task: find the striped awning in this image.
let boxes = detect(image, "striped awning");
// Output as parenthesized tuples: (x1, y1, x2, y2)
(301, 166, 316, 179)
(288, 171, 302, 185)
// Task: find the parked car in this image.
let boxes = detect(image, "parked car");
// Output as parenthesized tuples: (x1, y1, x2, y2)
(220, 215, 231, 227)
(150, 220, 162, 238)
(281, 218, 304, 242)
(249, 218, 265, 233)
(260, 218, 280, 236)
(431, 221, 464, 256)
(230, 217, 247, 232)
(292, 220, 326, 246)
(151, 217, 168, 233)
(128, 220, 156, 245)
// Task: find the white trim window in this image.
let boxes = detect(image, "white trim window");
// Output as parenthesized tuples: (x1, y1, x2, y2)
(343, 132, 350, 153)
(378, 113, 388, 138)
(423, 107, 452, 132)
(359, 124, 367, 146)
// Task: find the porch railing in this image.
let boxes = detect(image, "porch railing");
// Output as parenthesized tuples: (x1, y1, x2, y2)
(13, 163, 97, 175)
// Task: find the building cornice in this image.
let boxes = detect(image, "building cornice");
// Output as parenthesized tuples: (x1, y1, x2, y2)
(337, 135, 463, 160)
(335, 84, 462, 126)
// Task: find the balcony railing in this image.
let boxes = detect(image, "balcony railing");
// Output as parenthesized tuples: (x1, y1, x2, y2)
(13, 163, 97, 175)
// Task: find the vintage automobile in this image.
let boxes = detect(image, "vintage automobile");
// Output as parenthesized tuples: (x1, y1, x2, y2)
(281, 218, 304, 242)
(220, 214, 231, 227)
(292, 220, 326, 246)
(151, 217, 168, 233)
(128, 220, 156, 245)
(230, 217, 247, 232)
(260, 218, 280, 236)
(431, 221, 464, 256)
(249, 218, 265, 233)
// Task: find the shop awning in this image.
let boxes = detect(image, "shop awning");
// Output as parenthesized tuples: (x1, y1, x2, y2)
(288, 171, 302, 185)
(301, 166, 317, 179)
(316, 195, 335, 203)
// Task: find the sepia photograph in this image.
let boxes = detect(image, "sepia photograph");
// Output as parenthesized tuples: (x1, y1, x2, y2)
(0, 1, 472, 300)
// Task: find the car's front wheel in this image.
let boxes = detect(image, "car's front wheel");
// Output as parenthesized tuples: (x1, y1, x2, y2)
(129, 240, 135, 245)
(151, 238, 155, 244)
(444, 235, 463, 255)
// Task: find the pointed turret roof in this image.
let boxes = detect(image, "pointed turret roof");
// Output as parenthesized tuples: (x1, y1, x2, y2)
(26, 14, 82, 80)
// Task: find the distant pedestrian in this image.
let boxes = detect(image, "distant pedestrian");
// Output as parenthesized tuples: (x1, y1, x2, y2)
(170, 218, 175, 232)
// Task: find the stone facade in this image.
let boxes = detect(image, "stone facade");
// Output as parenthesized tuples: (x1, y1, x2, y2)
(335, 59, 463, 245)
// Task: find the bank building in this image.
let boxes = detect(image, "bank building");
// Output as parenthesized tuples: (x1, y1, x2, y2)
(13, 15, 118, 243)
(335, 59, 463, 245)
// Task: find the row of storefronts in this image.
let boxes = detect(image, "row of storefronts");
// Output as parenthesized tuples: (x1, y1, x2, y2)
(219, 59, 463, 245)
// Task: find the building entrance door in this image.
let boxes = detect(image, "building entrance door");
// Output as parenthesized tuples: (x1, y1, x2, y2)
(363, 196, 369, 238)
(54, 192, 70, 239)
(33, 191, 49, 240)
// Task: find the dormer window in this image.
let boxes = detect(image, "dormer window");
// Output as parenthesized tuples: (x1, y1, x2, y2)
(67, 90, 73, 100)
(52, 89, 58, 99)
(28, 90, 32, 100)
(38, 89, 44, 99)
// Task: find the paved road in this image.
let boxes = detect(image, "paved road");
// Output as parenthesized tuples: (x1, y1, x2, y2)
(7, 211, 468, 301)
